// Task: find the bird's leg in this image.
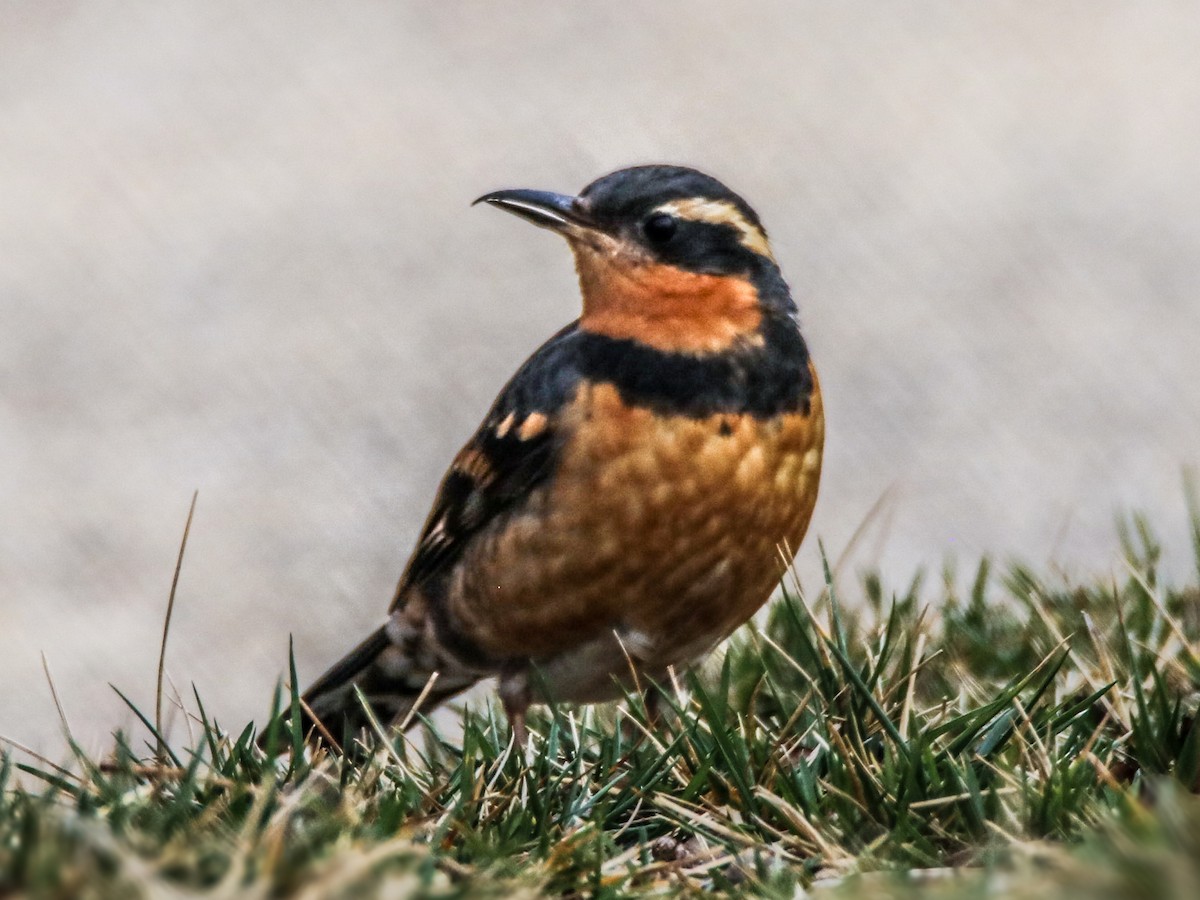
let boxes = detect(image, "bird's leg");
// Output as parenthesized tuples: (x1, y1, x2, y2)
(643, 686, 662, 727)
(621, 684, 662, 744)
(498, 666, 531, 748)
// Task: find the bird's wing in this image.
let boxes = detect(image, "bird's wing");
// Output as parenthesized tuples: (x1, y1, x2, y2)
(389, 323, 582, 610)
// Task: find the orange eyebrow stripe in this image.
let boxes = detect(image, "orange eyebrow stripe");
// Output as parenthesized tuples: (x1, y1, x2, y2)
(654, 198, 775, 261)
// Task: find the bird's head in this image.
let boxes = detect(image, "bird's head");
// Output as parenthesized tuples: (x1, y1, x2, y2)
(476, 165, 790, 354)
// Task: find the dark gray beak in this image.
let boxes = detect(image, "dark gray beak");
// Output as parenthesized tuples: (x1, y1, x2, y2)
(473, 188, 594, 233)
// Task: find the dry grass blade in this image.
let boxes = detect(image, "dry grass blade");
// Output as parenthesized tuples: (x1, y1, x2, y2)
(156, 490, 198, 764)
(0, 733, 80, 782)
(900, 631, 928, 739)
(40, 652, 75, 748)
(296, 695, 343, 753)
(396, 670, 440, 734)
(832, 482, 900, 578)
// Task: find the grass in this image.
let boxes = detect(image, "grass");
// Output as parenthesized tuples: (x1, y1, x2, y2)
(2, 512, 1200, 898)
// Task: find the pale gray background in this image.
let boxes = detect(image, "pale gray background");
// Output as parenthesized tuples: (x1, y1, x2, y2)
(3, 2, 1199, 755)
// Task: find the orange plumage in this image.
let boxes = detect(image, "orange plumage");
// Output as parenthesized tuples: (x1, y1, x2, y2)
(289, 165, 824, 748)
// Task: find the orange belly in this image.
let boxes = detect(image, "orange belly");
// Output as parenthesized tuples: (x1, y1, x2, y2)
(447, 366, 824, 684)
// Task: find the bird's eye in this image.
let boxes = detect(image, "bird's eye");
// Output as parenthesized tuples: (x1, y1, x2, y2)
(642, 213, 677, 245)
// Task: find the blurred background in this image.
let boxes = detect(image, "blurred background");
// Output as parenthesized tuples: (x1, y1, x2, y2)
(3, 2, 1199, 755)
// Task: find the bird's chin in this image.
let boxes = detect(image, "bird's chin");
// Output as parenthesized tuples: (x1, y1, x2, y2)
(567, 228, 645, 262)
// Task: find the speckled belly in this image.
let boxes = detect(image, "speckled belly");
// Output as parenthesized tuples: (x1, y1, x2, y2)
(447, 373, 824, 691)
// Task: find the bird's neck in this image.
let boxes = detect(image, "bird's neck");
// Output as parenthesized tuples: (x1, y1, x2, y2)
(574, 251, 765, 355)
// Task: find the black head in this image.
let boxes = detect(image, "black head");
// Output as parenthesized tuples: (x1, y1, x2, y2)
(475, 165, 777, 277)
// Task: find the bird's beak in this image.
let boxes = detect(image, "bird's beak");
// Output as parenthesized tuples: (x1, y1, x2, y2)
(473, 188, 596, 235)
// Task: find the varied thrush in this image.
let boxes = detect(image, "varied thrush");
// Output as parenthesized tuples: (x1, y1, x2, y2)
(296, 165, 824, 747)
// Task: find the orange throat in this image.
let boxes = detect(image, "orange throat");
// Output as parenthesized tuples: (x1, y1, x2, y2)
(573, 247, 763, 354)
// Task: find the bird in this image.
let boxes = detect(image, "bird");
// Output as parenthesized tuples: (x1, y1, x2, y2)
(292, 164, 824, 749)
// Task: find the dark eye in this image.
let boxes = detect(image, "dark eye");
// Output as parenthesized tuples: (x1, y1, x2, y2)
(642, 213, 677, 244)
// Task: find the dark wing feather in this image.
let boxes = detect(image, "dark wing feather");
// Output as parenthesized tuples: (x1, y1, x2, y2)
(390, 323, 584, 610)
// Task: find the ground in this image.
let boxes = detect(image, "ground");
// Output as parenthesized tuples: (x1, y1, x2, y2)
(3, 512, 1198, 898)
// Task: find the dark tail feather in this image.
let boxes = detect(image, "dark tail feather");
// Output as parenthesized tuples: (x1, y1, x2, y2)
(274, 626, 475, 752)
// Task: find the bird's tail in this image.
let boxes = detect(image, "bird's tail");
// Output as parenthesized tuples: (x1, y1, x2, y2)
(278, 625, 475, 750)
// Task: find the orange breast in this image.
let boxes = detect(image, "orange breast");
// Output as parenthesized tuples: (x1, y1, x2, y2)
(447, 366, 824, 669)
